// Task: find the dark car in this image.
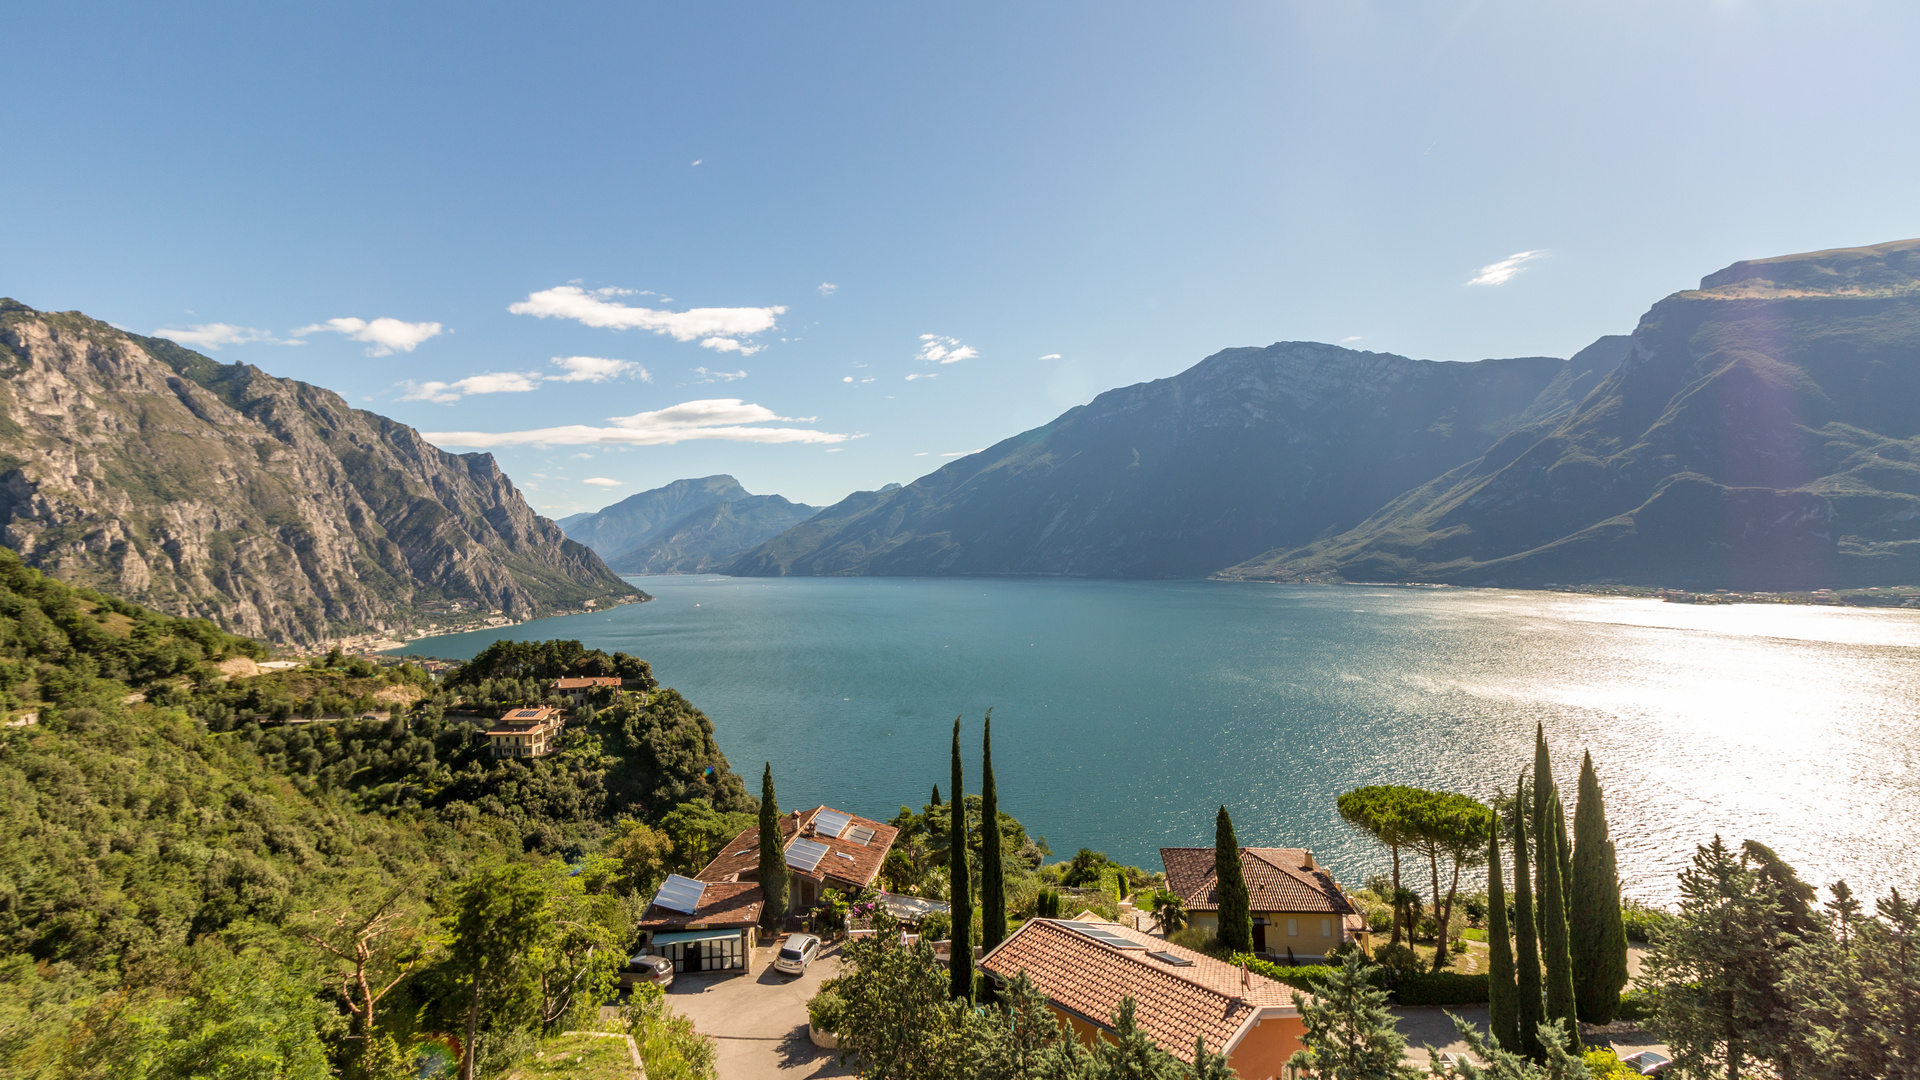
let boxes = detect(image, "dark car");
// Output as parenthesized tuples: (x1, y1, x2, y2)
(618, 953, 674, 992)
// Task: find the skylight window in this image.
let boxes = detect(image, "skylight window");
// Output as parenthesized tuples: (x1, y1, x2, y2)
(1060, 921, 1145, 949)
(1147, 950, 1193, 966)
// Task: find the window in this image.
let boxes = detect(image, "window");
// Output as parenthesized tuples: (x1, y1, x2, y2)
(1321, 918, 1333, 938)
(1287, 918, 1298, 937)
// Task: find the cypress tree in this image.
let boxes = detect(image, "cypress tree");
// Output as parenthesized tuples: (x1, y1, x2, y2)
(1555, 799, 1574, 922)
(1486, 814, 1521, 1054)
(931, 784, 941, 806)
(1214, 806, 1254, 954)
(948, 717, 973, 1002)
(757, 763, 788, 930)
(1511, 775, 1545, 1061)
(980, 711, 1006, 956)
(1570, 751, 1628, 1024)
(1533, 728, 1577, 1049)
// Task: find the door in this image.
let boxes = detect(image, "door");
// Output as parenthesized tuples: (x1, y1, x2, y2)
(1251, 920, 1266, 952)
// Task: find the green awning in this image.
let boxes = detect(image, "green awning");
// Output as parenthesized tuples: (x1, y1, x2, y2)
(649, 928, 746, 946)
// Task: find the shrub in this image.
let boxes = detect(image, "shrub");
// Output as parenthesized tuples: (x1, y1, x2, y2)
(626, 984, 718, 1080)
(1614, 987, 1655, 1023)
(1370, 943, 1422, 976)
(1584, 1048, 1639, 1079)
(917, 911, 952, 943)
(807, 985, 846, 1033)
(1460, 928, 1488, 942)
(1395, 970, 1489, 1006)
(1621, 899, 1674, 944)
(1167, 926, 1220, 955)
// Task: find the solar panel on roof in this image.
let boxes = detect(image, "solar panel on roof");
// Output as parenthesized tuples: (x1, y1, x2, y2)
(787, 837, 831, 873)
(1060, 921, 1145, 949)
(846, 824, 877, 846)
(652, 874, 708, 915)
(1147, 950, 1194, 966)
(813, 810, 853, 838)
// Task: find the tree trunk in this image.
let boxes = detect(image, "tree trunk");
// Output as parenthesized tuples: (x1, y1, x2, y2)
(460, 999, 480, 1080)
(1389, 843, 1404, 946)
(1432, 856, 1462, 973)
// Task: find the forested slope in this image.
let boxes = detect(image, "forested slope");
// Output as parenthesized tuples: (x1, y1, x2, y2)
(0, 547, 749, 1078)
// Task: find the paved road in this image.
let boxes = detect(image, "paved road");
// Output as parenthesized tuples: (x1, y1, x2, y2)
(1393, 1006, 1670, 1067)
(665, 941, 853, 1080)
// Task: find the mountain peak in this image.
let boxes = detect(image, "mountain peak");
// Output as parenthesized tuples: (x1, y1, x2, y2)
(1695, 236, 1920, 297)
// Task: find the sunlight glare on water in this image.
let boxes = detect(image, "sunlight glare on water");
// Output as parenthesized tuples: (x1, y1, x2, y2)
(393, 579, 1920, 907)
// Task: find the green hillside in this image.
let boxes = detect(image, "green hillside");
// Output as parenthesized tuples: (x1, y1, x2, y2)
(0, 547, 747, 1078)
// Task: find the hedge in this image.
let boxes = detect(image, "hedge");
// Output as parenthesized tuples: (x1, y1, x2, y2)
(1395, 971, 1490, 1006)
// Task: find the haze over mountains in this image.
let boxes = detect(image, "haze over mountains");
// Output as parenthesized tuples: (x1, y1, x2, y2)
(0, 301, 638, 645)
(559, 475, 818, 575)
(734, 238, 1920, 591)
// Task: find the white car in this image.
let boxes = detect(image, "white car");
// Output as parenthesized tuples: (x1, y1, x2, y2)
(774, 934, 822, 975)
(1619, 1051, 1673, 1076)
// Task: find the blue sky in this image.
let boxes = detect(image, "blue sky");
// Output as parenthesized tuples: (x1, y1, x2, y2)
(7, 2, 1918, 512)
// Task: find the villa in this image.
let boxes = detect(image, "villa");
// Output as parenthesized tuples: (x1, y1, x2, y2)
(634, 873, 765, 973)
(697, 805, 898, 916)
(484, 706, 562, 758)
(981, 916, 1308, 1079)
(1160, 846, 1369, 960)
(548, 675, 622, 704)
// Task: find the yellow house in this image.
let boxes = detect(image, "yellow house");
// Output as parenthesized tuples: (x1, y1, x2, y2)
(981, 917, 1307, 1079)
(484, 706, 562, 758)
(1160, 847, 1369, 960)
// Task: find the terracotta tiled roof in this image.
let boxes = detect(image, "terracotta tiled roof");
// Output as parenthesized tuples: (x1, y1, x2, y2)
(550, 677, 622, 689)
(696, 806, 898, 891)
(980, 918, 1301, 1062)
(1160, 847, 1356, 915)
(636, 881, 764, 929)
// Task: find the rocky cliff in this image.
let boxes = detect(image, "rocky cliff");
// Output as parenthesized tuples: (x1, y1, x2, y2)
(0, 300, 642, 645)
(728, 340, 1623, 578)
(1221, 238, 1920, 589)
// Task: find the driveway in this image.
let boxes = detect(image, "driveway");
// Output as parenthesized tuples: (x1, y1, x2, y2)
(1392, 1006, 1670, 1067)
(666, 940, 854, 1080)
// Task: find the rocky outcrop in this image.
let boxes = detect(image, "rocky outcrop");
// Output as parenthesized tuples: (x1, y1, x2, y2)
(728, 340, 1622, 579)
(0, 300, 642, 645)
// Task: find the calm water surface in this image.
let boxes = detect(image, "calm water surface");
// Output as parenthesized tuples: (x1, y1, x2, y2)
(392, 578, 1920, 906)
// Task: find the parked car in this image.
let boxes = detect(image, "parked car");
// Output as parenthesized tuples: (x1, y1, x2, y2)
(618, 953, 674, 992)
(1619, 1051, 1672, 1076)
(774, 934, 822, 976)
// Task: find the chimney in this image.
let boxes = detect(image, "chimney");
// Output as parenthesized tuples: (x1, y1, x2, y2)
(1302, 850, 1315, 870)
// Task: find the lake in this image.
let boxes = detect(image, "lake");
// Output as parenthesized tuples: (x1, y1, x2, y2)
(390, 577, 1920, 906)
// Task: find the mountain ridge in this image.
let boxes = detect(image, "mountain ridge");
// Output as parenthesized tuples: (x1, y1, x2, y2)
(1219, 237, 1920, 588)
(0, 300, 641, 645)
(727, 340, 1623, 578)
(559, 474, 818, 574)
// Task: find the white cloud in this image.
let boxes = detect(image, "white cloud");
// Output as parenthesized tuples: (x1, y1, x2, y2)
(400, 371, 542, 404)
(423, 398, 855, 448)
(905, 372, 937, 381)
(699, 337, 763, 355)
(548, 355, 650, 384)
(691, 159, 703, 166)
(152, 323, 291, 349)
(509, 286, 784, 357)
(692, 366, 748, 382)
(917, 334, 978, 364)
(913, 452, 929, 456)
(295, 316, 445, 355)
(818, 283, 838, 296)
(824, 448, 845, 453)
(1467, 250, 1544, 287)
(1340, 336, 1363, 343)
(1037, 353, 1061, 361)
(843, 376, 854, 383)
(582, 477, 623, 487)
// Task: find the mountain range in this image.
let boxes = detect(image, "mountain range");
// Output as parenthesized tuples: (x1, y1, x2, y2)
(0, 301, 639, 646)
(733, 238, 1920, 590)
(558, 475, 818, 574)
